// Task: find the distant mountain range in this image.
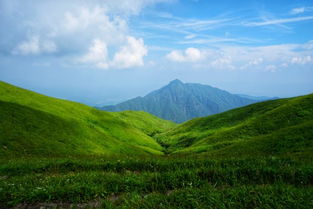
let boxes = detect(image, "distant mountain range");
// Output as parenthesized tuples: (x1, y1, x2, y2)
(101, 79, 263, 123)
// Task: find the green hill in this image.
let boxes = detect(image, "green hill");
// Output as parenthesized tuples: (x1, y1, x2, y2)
(1, 80, 312, 158)
(0, 81, 175, 156)
(156, 94, 313, 157)
(101, 79, 257, 123)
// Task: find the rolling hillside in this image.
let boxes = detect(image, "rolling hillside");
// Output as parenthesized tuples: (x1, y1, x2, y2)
(1, 80, 312, 158)
(101, 79, 257, 123)
(1, 81, 312, 208)
(0, 81, 175, 156)
(156, 94, 313, 157)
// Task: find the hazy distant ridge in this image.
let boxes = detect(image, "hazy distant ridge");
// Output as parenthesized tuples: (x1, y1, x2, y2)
(101, 79, 258, 123)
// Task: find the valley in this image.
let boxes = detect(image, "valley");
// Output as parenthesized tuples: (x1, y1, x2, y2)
(0, 81, 312, 208)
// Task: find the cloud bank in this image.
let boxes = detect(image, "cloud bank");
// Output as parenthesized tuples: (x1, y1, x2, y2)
(166, 48, 204, 62)
(0, 0, 167, 69)
(166, 41, 313, 71)
(82, 36, 148, 69)
(1, 0, 312, 72)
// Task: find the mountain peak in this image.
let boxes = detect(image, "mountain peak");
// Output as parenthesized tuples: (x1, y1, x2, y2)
(168, 79, 184, 86)
(102, 80, 257, 123)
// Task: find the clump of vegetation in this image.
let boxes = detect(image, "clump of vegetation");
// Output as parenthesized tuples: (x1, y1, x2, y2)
(0, 156, 312, 208)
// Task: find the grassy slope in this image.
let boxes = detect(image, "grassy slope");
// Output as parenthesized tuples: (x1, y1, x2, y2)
(1, 156, 312, 208)
(0, 81, 175, 156)
(156, 94, 313, 157)
(110, 111, 175, 137)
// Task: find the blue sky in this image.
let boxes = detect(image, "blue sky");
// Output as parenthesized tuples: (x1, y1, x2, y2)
(0, 0, 313, 105)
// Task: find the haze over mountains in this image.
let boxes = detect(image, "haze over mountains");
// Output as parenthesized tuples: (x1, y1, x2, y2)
(101, 79, 260, 123)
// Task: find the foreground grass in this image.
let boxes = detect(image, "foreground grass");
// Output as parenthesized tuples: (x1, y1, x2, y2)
(1, 156, 312, 208)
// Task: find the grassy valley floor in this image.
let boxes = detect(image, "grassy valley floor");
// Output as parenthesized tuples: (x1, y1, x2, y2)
(1, 155, 312, 209)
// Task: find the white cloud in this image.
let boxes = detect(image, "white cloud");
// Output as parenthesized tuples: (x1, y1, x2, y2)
(175, 18, 231, 31)
(291, 7, 305, 15)
(104, 0, 174, 16)
(248, 58, 263, 65)
(82, 36, 148, 69)
(140, 15, 234, 36)
(165, 41, 313, 71)
(244, 16, 313, 26)
(62, 6, 146, 69)
(112, 36, 148, 68)
(185, 34, 196, 39)
(303, 40, 313, 50)
(4, 0, 313, 73)
(211, 56, 234, 70)
(185, 48, 203, 61)
(62, 6, 128, 45)
(240, 57, 264, 70)
(265, 65, 277, 72)
(6, 0, 171, 69)
(12, 36, 57, 55)
(166, 51, 185, 62)
(11, 5, 129, 58)
(290, 56, 313, 64)
(14, 36, 40, 55)
(290, 7, 313, 15)
(82, 39, 109, 69)
(64, 12, 80, 31)
(166, 47, 204, 62)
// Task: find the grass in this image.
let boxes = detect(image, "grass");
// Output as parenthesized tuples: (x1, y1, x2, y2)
(0, 81, 175, 156)
(156, 94, 313, 156)
(1, 81, 313, 208)
(0, 156, 312, 208)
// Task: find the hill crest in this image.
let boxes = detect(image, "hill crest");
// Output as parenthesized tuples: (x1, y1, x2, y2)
(101, 79, 258, 123)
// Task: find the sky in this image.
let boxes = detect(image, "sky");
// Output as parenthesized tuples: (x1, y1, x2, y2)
(0, 0, 313, 106)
